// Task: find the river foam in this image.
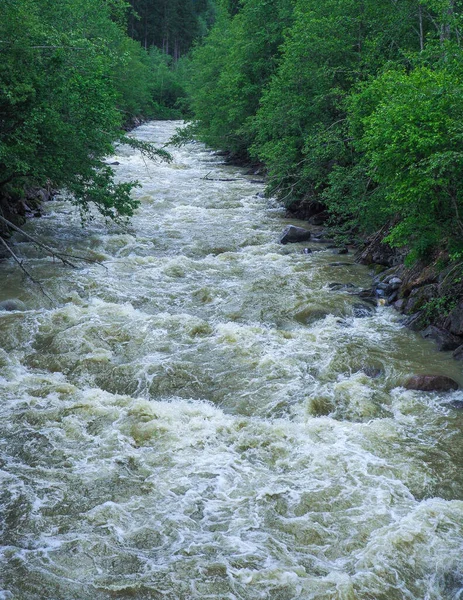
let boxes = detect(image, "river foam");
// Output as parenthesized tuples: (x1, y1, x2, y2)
(0, 122, 462, 599)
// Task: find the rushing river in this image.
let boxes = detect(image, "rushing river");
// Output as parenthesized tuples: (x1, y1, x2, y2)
(1, 121, 463, 600)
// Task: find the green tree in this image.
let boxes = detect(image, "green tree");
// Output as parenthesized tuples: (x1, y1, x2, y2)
(188, 0, 294, 157)
(347, 55, 463, 260)
(0, 0, 166, 222)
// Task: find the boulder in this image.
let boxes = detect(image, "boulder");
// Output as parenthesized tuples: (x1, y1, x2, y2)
(0, 299, 26, 312)
(279, 225, 311, 245)
(403, 375, 459, 392)
(404, 284, 438, 314)
(444, 300, 463, 336)
(402, 312, 425, 331)
(421, 326, 462, 352)
(328, 282, 356, 291)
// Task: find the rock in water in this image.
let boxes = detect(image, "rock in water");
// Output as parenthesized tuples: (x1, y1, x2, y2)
(403, 375, 459, 392)
(421, 326, 462, 352)
(0, 299, 26, 312)
(279, 225, 311, 244)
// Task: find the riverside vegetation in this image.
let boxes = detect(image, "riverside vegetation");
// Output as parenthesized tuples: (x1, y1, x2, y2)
(185, 0, 463, 353)
(0, 0, 214, 231)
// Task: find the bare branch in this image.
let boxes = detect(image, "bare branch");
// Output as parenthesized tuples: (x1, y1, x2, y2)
(0, 236, 54, 305)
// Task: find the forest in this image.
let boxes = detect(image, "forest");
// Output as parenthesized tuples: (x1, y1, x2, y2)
(188, 0, 463, 266)
(0, 0, 213, 223)
(2, 0, 463, 266)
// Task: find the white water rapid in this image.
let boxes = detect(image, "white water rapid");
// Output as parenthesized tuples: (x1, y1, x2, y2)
(1, 121, 463, 599)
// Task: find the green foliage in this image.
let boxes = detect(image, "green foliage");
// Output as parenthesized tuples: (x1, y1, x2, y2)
(0, 0, 172, 222)
(348, 58, 463, 258)
(127, 0, 216, 57)
(188, 0, 294, 156)
(422, 295, 458, 325)
(187, 0, 463, 262)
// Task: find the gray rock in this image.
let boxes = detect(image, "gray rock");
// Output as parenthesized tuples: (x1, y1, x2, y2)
(450, 399, 463, 409)
(328, 282, 357, 291)
(393, 298, 406, 311)
(0, 299, 26, 312)
(452, 344, 463, 361)
(279, 225, 312, 245)
(444, 300, 463, 336)
(402, 312, 424, 331)
(421, 326, 462, 352)
(387, 291, 399, 304)
(302, 248, 313, 254)
(389, 277, 402, 290)
(403, 375, 459, 392)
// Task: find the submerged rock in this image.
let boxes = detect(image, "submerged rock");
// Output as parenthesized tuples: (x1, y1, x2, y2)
(352, 303, 375, 318)
(279, 225, 311, 244)
(0, 299, 26, 312)
(403, 375, 459, 392)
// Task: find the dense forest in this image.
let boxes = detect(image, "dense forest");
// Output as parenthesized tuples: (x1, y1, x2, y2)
(188, 0, 463, 266)
(0, 0, 211, 224)
(2, 0, 463, 269)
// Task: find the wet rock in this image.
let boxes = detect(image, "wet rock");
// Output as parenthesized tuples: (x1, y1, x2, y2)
(328, 282, 356, 291)
(444, 300, 463, 336)
(109, 161, 120, 165)
(402, 312, 424, 331)
(294, 307, 330, 325)
(452, 345, 463, 361)
(279, 225, 311, 245)
(333, 247, 348, 255)
(302, 248, 313, 254)
(393, 298, 406, 311)
(0, 299, 26, 312)
(450, 399, 463, 409)
(352, 303, 375, 318)
(403, 375, 459, 392)
(358, 288, 376, 301)
(389, 277, 402, 290)
(421, 326, 462, 352)
(387, 291, 399, 304)
(329, 262, 351, 267)
(362, 365, 384, 378)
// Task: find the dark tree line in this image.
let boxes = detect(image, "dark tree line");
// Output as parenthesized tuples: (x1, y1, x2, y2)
(127, 0, 216, 59)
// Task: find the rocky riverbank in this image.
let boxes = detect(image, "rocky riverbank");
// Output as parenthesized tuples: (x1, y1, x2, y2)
(281, 209, 463, 368)
(357, 229, 463, 362)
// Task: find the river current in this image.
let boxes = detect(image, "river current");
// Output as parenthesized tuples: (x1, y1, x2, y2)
(1, 121, 463, 599)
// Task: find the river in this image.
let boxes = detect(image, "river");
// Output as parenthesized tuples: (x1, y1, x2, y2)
(1, 121, 463, 599)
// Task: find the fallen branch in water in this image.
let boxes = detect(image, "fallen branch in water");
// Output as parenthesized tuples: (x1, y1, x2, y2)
(0, 215, 105, 269)
(202, 172, 240, 182)
(0, 236, 54, 305)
